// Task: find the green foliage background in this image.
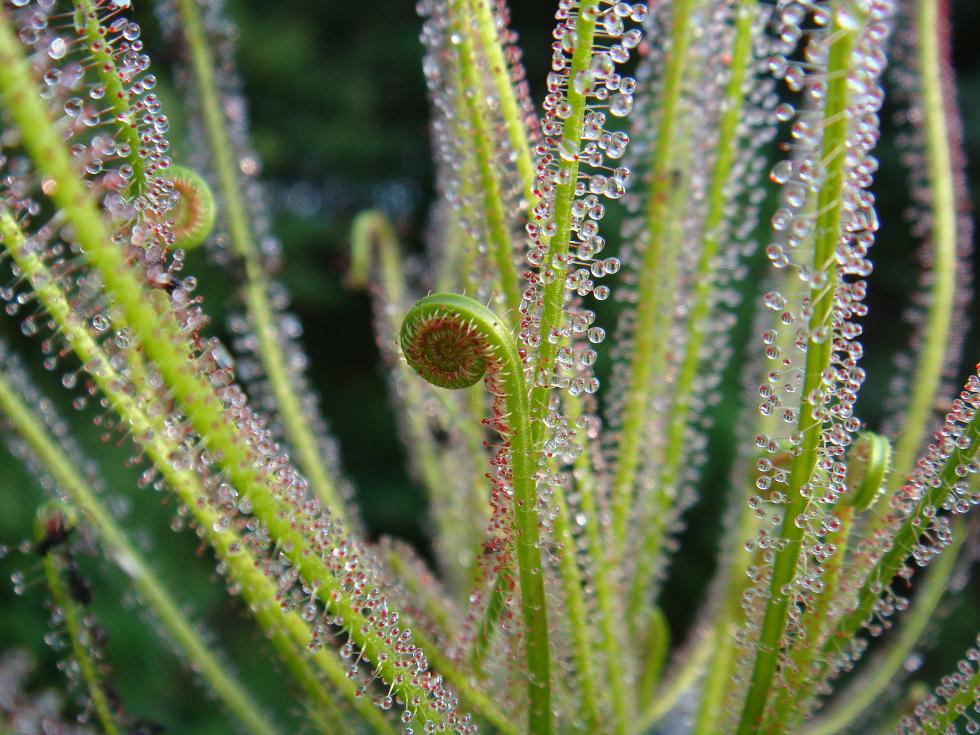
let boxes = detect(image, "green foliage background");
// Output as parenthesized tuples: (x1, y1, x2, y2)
(0, 1, 977, 732)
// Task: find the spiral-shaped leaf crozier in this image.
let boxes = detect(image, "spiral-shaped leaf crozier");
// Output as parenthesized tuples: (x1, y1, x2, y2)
(401, 299, 495, 389)
(157, 165, 216, 251)
(400, 292, 553, 734)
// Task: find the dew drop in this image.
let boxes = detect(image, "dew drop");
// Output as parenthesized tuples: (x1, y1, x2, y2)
(573, 70, 596, 95)
(775, 102, 795, 122)
(770, 160, 793, 185)
(558, 139, 579, 162)
(48, 37, 67, 60)
(590, 52, 615, 78)
(609, 93, 633, 117)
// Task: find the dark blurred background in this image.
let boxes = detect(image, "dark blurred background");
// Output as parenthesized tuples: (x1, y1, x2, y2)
(0, 1, 978, 732)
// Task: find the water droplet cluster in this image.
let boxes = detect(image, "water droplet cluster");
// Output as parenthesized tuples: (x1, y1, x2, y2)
(0, 443, 121, 729)
(413, 4, 648, 710)
(725, 0, 899, 721)
(0, 0, 976, 732)
(509, 1, 647, 522)
(155, 0, 356, 517)
(895, 632, 980, 735)
(522, 1, 645, 314)
(0, 648, 97, 734)
(156, 0, 279, 272)
(9, 0, 174, 214)
(1, 2, 470, 727)
(417, 0, 535, 305)
(750, 0, 893, 592)
(600, 0, 779, 594)
(848, 368, 979, 632)
(1, 0, 202, 408)
(0, 345, 110, 504)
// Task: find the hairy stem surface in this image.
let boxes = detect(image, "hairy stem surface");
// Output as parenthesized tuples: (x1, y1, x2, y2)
(401, 293, 552, 734)
(736, 7, 864, 730)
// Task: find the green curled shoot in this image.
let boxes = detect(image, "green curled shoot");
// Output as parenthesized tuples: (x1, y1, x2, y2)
(844, 432, 892, 511)
(400, 292, 553, 735)
(156, 165, 216, 251)
(349, 210, 397, 290)
(401, 296, 501, 390)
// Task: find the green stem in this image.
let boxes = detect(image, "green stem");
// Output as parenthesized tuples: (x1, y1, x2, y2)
(561, 392, 625, 731)
(348, 211, 489, 593)
(350, 212, 405, 300)
(735, 8, 863, 731)
(447, 77, 484, 299)
(0, 30, 447, 722)
(409, 625, 521, 735)
(400, 293, 551, 734)
(450, 0, 523, 321)
(352, 211, 483, 590)
(628, 0, 756, 611)
(819, 407, 980, 671)
(0, 376, 280, 735)
(0, 210, 401, 734)
(768, 505, 854, 733)
(623, 148, 694, 631)
(637, 606, 670, 704)
(464, 0, 619, 705)
(470, 568, 508, 677)
(547, 477, 602, 732)
(466, 0, 536, 207)
(381, 549, 521, 734)
(73, 0, 145, 193)
(918, 658, 980, 735)
(523, 6, 638, 729)
(609, 0, 699, 556)
(771, 432, 891, 730)
(884, 0, 959, 498)
(41, 552, 122, 735)
(691, 623, 738, 735)
(803, 517, 968, 735)
(697, 196, 812, 731)
(692, 451, 774, 735)
(528, 0, 598, 435)
(169, 0, 347, 519)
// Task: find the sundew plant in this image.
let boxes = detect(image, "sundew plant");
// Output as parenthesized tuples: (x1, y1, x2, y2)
(0, 0, 976, 733)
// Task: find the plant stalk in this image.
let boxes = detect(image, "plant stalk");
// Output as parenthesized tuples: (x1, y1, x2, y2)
(884, 0, 960, 497)
(0, 369, 281, 735)
(401, 293, 552, 734)
(169, 0, 348, 519)
(735, 6, 864, 730)
(0, 25, 450, 724)
(609, 0, 699, 557)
